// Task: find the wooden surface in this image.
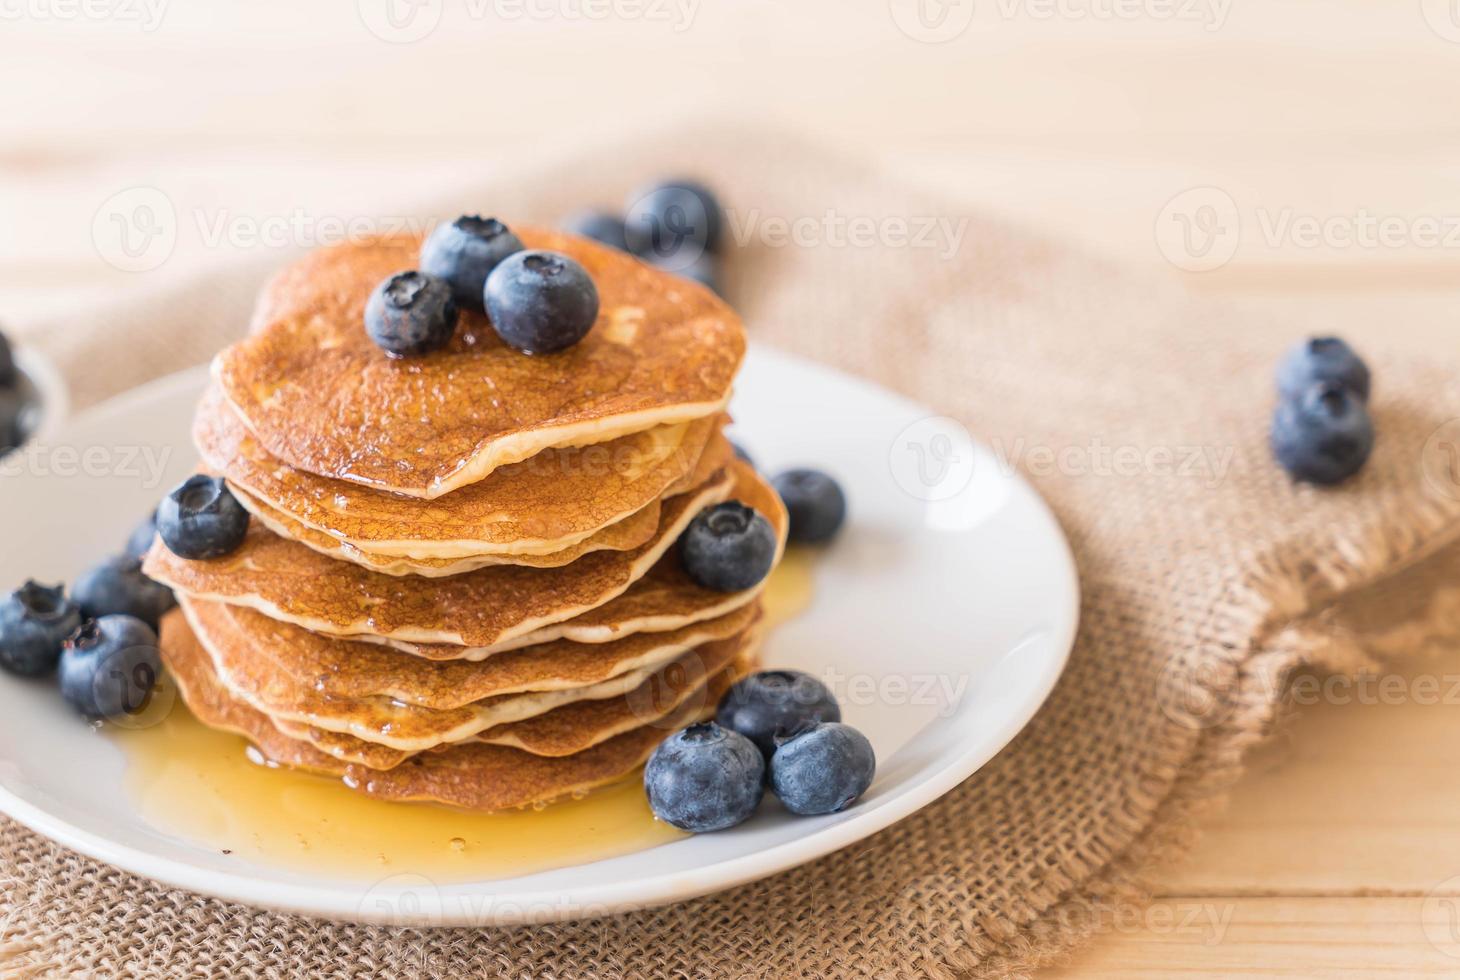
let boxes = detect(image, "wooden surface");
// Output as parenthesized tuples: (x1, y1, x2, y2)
(3, 2, 1458, 973)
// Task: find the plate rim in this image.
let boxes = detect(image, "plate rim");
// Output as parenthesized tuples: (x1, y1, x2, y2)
(0, 349, 1079, 926)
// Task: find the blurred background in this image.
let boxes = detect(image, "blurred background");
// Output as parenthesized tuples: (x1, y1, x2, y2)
(3, 1, 1455, 973)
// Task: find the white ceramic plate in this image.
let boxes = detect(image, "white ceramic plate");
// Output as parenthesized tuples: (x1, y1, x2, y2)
(0, 346, 1077, 926)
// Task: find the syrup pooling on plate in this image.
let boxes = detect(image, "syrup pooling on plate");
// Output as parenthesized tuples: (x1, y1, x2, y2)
(108, 556, 814, 881)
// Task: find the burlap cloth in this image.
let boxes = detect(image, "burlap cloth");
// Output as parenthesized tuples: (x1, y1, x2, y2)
(4, 127, 1460, 979)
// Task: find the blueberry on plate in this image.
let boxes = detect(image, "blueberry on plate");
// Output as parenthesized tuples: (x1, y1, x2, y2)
(679, 501, 777, 592)
(124, 507, 159, 560)
(716, 669, 841, 760)
(1277, 336, 1371, 402)
(625, 179, 724, 259)
(561, 210, 629, 252)
(158, 474, 251, 559)
(419, 215, 524, 314)
(364, 271, 459, 357)
(772, 468, 847, 544)
(58, 614, 161, 720)
(73, 555, 175, 630)
(644, 721, 764, 832)
(484, 250, 600, 354)
(1271, 381, 1375, 486)
(769, 721, 876, 816)
(0, 581, 81, 677)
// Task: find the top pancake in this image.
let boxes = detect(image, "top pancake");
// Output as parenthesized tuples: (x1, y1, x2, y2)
(217, 228, 745, 498)
(195, 385, 725, 559)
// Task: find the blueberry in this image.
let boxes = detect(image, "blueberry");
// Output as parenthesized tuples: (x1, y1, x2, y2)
(0, 581, 81, 677)
(561, 210, 629, 252)
(716, 670, 841, 760)
(484, 250, 600, 355)
(1277, 336, 1371, 402)
(769, 722, 876, 816)
(1271, 381, 1375, 486)
(652, 251, 720, 295)
(73, 555, 175, 631)
(644, 721, 764, 832)
(0, 387, 21, 454)
(419, 215, 524, 314)
(58, 615, 160, 720)
(772, 469, 847, 544)
(124, 507, 159, 560)
(679, 501, 777, 592)
(0, 329, 15, 387)
(625, 179, 724, 260)
(158, 474, 251, 559)
(364, 271, 459, 358)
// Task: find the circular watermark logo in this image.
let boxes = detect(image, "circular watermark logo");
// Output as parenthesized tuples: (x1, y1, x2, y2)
(888, 0, 975, 42)
(1422, 875, 1460, 958)
(356, 0, 443, 43)
(888, 415, 976, 502)
(1154, 186, 1241, 272)
(92, 186, 176, 273)
(1156, 653, 1233, 730)
(1421, 419, 1460, 502)
(1421, 0, 1460, 42)
(357, 873, 444, 926)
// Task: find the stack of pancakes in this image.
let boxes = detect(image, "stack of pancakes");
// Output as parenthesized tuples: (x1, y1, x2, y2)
(144, 228, 784, 812)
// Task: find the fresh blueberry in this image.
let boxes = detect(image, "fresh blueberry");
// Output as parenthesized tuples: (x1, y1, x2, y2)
(58, 615, 161, 720)
(158, 474, 251, 559)
(419, 215, 524, 314)
(124, 508, 159, 560)
(1277, 336, 1371, 402)
(772, 468, 847, 544)
(0, 387, 21, 453)
(561, 210, 629, 252)
(0, 329, 15, 387)
(0, 581, 81, 677)
(679, 501, 777, 592)
(716, 670, 841, 760)
(484, 250, 600, 354)
(644, 721, 764, 832)
(1271, 381, 1375, 486)
(652, 251, 720, 295)
(364, 271, 459, 357)
(625, 179, 724, 260)
(73, 555, 175, 631)
(769, 721, 876, 816)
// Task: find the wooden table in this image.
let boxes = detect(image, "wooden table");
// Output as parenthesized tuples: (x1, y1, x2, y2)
(3, 2, 1457, 972)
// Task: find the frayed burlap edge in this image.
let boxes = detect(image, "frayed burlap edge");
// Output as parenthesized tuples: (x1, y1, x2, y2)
(955, 491, 1460, 980)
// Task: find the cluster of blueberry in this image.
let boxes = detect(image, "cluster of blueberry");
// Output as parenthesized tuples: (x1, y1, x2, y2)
(0, 474, 251, 719)
(646, 670, 875, 833)
(652, 455, 865, 833)
(367, 216, 601, 358)
(562, 179, 725, 295)
(1270, 337, 1375, 485)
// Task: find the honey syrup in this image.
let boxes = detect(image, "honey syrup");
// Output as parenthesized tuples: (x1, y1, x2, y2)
(109, 553, 815, 882)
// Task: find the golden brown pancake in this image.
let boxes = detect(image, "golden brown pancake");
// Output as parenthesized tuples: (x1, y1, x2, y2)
(217, 229, 744, 498)
(226, 430, 736, 577)
(160, 610, 737, 811)
(145, 460, 779, 651)
(179, 594, 757, 709)
(269, 631, 757, 769)
(196, 384, 727, 559)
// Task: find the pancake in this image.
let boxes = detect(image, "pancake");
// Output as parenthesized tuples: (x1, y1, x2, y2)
(160, 611, 726, 811)
(197, 384, 728, 559)
(218, 229, 744, 498)
(189, 600, 753, 753)
(179, 594, 758, 709)
(269, 630, 758, 769)
(145, 459, 778, 651)
(228, 430, 736, 577)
